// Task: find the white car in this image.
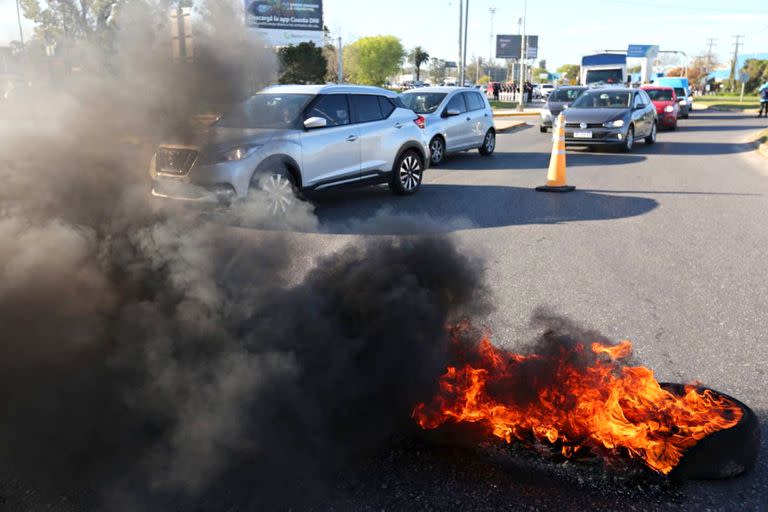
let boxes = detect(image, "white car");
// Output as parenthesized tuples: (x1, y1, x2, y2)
(537, 83, 555, 99)
(150, 84, 431, 210)
(400, 87, 496, 166)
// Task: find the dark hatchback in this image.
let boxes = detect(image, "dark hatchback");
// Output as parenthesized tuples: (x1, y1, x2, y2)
(540, 86, 587, 132)
(562, 88, 657, 152)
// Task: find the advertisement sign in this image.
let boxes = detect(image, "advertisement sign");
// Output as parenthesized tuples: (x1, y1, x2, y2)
(525, 35, 538, 59)
(627, 44, 658, 58)
(245, 0, 323, 46)
(496, 35, 520, 59)
(496, 35, 538, 59)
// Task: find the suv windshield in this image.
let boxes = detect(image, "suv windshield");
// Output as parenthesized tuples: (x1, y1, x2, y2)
(585, 69, 624, 85)
(571, 91, 632, 109)
(217, 93, 313, 129)
(645, 89, 674, 101)
(401, 92, 448, 114)
(549, 89, 584, 102)
(674, 87, 687, 99)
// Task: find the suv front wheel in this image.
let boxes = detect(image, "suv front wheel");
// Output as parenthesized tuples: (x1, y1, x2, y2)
(250, 163, 299, 215)
(389, 150, 424, 195)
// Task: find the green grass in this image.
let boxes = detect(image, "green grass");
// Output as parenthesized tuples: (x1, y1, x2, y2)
(489, 100, 519, 109)
(694, 95, 760, 110)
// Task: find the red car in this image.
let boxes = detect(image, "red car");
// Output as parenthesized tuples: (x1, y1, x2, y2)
(640, 86, 680, 130)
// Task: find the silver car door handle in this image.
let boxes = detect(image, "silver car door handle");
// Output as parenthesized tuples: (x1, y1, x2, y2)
(393, 122, 404, 129)
(346, 135, 358, 142)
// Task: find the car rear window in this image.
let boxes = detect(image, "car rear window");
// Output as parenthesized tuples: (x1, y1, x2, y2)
(400, 92, 447, 114)
(549, 88, 584, 102)
(645, 89, 674, 101)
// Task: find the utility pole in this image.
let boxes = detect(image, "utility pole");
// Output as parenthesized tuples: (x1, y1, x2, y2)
(15, 0, 24, 48)
(462, 0, 469, 86)
(705, 38, 717, 73)
(516, 0, 527, 112)
(729, 35, 744, 92)
(337, 37, 343, 83)
(489, 7, 496, 64)
(457, 0, 464, 85)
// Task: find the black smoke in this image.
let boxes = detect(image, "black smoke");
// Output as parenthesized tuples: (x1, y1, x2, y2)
(0, 2, 489, 508)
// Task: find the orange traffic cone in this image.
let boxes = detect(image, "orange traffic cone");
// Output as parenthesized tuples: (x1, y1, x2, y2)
(536, 113, 575, 193)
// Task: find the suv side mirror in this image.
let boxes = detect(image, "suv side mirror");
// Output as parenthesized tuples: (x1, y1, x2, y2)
(444, 109, 460, 117)
(304, 116, 328, 129)
(635, 103, 646, 110)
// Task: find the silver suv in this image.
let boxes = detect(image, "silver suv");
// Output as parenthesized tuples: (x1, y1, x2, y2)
(400, 87, 496, 166)
(150, 85, 430, 210)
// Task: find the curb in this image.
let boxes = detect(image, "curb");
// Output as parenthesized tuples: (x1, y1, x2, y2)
(494, 112, 540, 118)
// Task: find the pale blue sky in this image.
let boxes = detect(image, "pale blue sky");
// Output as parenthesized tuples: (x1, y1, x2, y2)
(2, 0, 766, 68)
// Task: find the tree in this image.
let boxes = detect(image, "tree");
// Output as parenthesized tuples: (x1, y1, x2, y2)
(344, 35, 404, 86)
(742, 59, 768, 93)
(557, 64, 580, 84)
(278, 42, 327, 84)
(530, 67, 550, 82)
(428, 57, 446, 84)
(19, 0, 132, 42)
(409, 46, 430, 81)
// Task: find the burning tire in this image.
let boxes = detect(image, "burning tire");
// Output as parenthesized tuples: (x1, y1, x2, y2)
(662, 383, 761, 480)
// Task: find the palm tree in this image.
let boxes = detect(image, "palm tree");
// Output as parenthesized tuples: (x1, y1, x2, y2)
(410, 46, 430, 81)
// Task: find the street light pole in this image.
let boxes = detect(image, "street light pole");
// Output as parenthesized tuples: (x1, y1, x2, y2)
(516, 0, 527, 111)
(489, 7, 496, 64)
(337, 36, 343, 83)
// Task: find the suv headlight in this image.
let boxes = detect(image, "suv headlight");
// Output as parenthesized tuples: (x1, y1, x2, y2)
(602, 119, 625, 128)
(221, 144, 262, 162)
(664, 105, 674, 113)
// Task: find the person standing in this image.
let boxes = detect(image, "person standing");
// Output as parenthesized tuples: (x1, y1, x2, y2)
(758, 81, 768, 118)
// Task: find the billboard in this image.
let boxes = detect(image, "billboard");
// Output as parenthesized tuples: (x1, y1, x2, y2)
(495, 35, 539, 59)
(245, 0, 323, 46)
(627, 44, 658, 58)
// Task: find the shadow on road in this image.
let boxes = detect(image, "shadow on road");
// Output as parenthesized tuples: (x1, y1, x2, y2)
(438, 151, 647, 171)
(675, 124, 766, 133)
(687, 112, 756, 121)
(312, 184, 658, 235)
(634, 141, 755, 156)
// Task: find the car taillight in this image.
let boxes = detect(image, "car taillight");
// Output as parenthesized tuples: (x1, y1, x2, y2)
(414, 115, 426, 129)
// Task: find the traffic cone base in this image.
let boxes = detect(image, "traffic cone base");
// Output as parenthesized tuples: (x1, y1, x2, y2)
(536, 113, 575, 193)
(535, 184, 576, 193)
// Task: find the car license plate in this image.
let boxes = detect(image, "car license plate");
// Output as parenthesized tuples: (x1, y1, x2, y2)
(573, 131, 592, 139)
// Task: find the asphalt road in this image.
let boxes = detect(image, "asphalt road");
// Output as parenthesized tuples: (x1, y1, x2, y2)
(3, 110, 768, 511)
(308, 110, 768, 511)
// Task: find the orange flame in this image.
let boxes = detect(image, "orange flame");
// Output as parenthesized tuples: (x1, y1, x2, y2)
(413, 323, 743, 475)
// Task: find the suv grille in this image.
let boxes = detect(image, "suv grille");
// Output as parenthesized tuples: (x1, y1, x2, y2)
(156, 147, 198, 176)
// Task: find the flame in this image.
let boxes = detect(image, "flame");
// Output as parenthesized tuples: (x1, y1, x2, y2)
(413, 323, 743, 475)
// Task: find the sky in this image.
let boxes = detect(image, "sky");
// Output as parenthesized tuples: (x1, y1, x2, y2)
(2, 0, 766, 69)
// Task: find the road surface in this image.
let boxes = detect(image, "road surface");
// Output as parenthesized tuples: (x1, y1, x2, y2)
(2, 111, 767, 511)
